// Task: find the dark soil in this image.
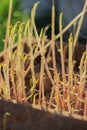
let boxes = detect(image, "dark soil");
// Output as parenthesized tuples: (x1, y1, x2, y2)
(0, 99, 87, 130)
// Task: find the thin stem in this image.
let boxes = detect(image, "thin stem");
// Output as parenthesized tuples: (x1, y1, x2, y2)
(73, 0, 87, 48)
(59, 13, 66, 96)
(4, 0, 13, 55)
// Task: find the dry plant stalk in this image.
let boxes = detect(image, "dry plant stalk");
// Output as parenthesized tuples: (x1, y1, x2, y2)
(59, 13, 66, 99)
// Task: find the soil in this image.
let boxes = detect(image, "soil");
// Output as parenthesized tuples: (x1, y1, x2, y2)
(0, 99, 87, 130)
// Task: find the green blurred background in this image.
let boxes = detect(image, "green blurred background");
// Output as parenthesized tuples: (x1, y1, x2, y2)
(0, 0, 28, 52)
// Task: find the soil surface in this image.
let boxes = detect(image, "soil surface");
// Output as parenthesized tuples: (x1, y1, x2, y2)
(0, 99, 87, 130)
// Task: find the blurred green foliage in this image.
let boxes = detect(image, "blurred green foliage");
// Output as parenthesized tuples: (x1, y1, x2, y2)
(0, 0, 28, 51)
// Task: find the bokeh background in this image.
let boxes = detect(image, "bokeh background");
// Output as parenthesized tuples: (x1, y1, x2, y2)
(0, 0, 86, 51)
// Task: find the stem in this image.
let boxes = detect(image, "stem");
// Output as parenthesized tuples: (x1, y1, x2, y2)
(59, 13, 66, 96)
(4, 0, 13, 57)
(73, 0, 87, 48)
